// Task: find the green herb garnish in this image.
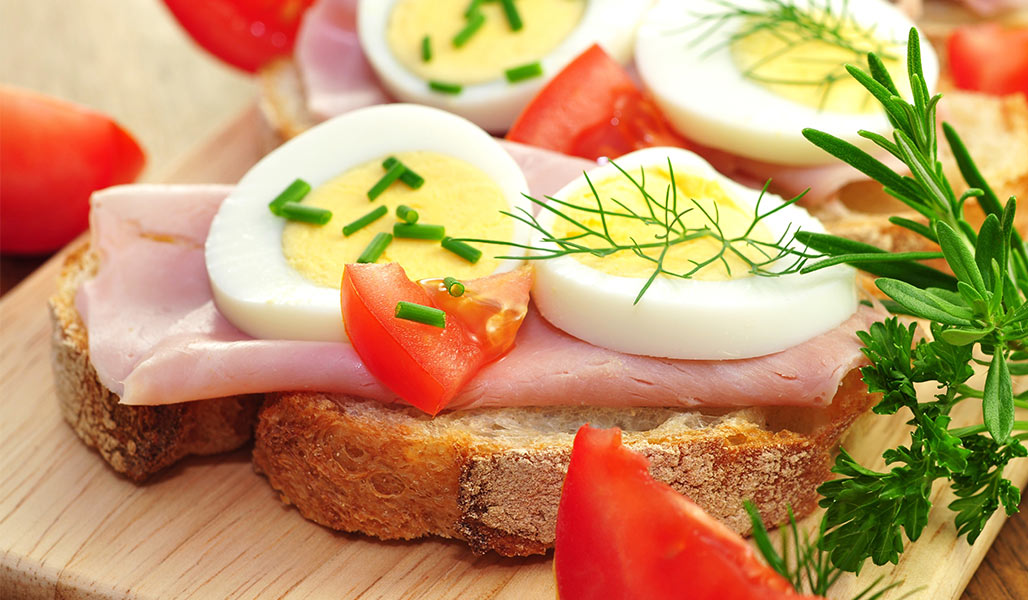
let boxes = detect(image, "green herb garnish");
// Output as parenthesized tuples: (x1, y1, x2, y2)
(357, 232, 393, 263)
(368, 161, 407, 201)
(500, 0, 522, 31)
(278, 202, 332, 225)
(421, 35, 432, 62)
(505, 61, 543, 83)
(441, 236, 483, 263)
(396, 204, 419, 224)
(268, 178, 311, 215)
(429, 80, 463, 95)
(794, 27, 1027, 574)
(342, 205, 387, 237)
(394, 223, 445, 240)
(443, 276, 465, 297)
(395, 301, 446, 328)
(453, 10, 485, 47)
(383, 156, 425, 189)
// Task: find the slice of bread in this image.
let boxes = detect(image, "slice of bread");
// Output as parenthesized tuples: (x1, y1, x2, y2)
(49, 244, 261, 482)
(50, 242, 876, 553)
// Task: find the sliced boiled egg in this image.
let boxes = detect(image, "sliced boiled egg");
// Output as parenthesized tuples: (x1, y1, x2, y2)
(634, 0, 938, 166)
(205, 103, 532, 343)
(530, 147, 857, 360)
(358, 0, 651, 132)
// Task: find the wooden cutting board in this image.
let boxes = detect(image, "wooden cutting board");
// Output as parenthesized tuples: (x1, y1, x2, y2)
(1, 106, 1026, 600)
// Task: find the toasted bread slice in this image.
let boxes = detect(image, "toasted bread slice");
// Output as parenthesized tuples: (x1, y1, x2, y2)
(49, 244, 261, 482)
(252, 372, 875, 556)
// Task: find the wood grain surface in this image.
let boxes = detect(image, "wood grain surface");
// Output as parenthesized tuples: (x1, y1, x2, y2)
(1, 1, 1027, 598)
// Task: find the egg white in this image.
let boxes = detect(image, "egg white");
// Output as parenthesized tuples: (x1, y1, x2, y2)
(530, 147, 858, 360)
(357, 0, 652, 133)
(205, 103, 532, 343)
(634, 0, 939, 166)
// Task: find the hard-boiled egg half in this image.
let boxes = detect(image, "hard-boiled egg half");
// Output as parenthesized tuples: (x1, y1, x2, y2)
(206, 103, 532, 343)
(358, 0, 651, 132)
(635, 0, 938, 166)
(530, 147, 857, 359)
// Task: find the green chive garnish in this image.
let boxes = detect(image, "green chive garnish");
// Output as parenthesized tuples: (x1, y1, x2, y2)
(357, 232, 393, 263)
(394, 223, 445, 240)
(500, 0, 522, 31)
(383, 156, 424, 189)
(505, 61, 542, 83)
(278, 202, 332, 225)
(395, 301, 446, 328)
(367, 161, 407, 200)
(429, 80, 463, 95)
(443, 277, 465, 297)
(268, 178, 311, 215)
(396, 204, 419, 224)
(453, 10, 485, 47)
(441, 237, 482, 263)
(342, 205, 387, 237)
(464, 0, 484, 18)
(421, 35, 432, 62)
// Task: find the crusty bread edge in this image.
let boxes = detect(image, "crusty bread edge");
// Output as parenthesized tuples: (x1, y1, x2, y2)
(48, 243, 261, 482)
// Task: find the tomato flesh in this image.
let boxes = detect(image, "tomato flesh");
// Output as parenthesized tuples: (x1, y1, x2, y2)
(162, 0, 315, 73)
(554, 425, 818, 600)
(506, 44, 687, 160)
(341, 263, 531, 414)
(948, 24, 1028, 97)
(0, 86, 145, 255)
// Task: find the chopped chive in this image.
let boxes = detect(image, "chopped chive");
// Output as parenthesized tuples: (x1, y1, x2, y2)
(383, 157, 424, 189)
(394, 223, 445, 240)
(268, 178, 311, 215)
(441, 236, 482, 263)
(505, 61, 542, 83)
(463, 0, 483, 18)
(278, 202, 332, 225)
(443, 277, 465, 297)
(500, 0, 522, 31)
(342, 205, 387, 237)
(396, 204, 419, 224)
(453, 10, 485, 47)
(357, 232, 393, 263)
(429, 80, 463, 95)
(367, 161, 407, 200)
(421, 35, 432, 62)
(395, 301, 446, 328)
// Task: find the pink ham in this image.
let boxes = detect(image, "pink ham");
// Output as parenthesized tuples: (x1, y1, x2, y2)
(78, 144, 876, 410)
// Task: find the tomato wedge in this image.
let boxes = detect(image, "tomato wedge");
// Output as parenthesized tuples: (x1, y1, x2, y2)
(0, 86, 145, 255)
(161, 0, 315, 73)
(948, 23, 1028, 98)
(554, 426, 819, 600)
(506, 44, 688, 160)
(341, 263, 531, 414)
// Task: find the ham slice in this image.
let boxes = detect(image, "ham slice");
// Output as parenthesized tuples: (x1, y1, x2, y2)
(78, 144, 876, 410)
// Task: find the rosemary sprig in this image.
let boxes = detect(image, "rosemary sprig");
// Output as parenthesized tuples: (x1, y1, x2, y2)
(688, 0, 900, 111)
(797, 27, 1028, 574)
(455, 162, 814, 304)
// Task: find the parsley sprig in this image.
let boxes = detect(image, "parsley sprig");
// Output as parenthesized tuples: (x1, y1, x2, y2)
(794, 27, 1028, 574)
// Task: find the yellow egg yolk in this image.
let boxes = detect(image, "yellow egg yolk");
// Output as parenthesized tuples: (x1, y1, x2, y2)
(387, 0, 586, 85)
(730, 10, 904, 114)
(551, 167, 774, 281)
(281, 151, 512, 287)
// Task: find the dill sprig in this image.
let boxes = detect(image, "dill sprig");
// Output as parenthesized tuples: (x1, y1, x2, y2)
(455, 160, 814, 304)
(795, 27, 1028, 574)
(688, 0, 900, 111)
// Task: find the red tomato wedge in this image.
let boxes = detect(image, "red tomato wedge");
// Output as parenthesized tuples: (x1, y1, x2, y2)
(554, 426, 820, 600)
(340, 263, 531, 414)
(0, 86, 145, 255)
(506, 45, 688, 160)
(162, 0, 315, 73)
(948, 23, 1028, 97)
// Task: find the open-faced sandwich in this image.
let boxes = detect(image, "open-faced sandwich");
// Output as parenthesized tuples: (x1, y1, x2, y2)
(51, 0, 1028, 558)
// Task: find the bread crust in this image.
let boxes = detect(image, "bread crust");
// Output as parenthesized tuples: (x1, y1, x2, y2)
(253, 372, 875, 556)
(49, 244, 261, 482)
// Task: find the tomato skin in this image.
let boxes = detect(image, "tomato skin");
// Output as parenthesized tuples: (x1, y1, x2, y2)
(506, 45, 687, 160)
(162, 0, 315, 73)
(948, 24, 1028, 97)
(341, 263, 531, 414)
(0, 86, 145, 255)
(554, 426, 819, 600)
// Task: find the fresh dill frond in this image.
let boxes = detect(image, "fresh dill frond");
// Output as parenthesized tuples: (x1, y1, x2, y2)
(454, 160, 815, 304)
(687, 0, 901, 111)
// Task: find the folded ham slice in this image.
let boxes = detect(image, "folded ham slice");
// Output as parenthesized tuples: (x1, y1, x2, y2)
(78, 142, 877, 410)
